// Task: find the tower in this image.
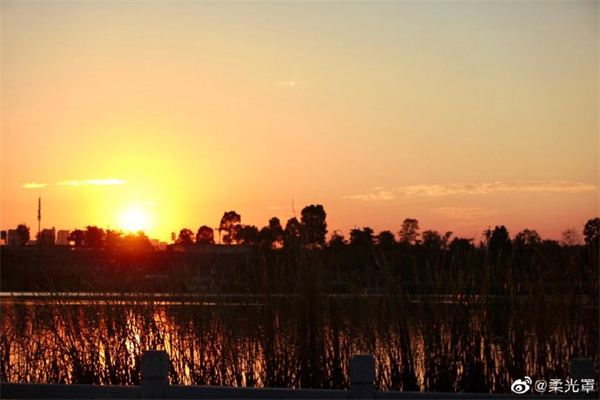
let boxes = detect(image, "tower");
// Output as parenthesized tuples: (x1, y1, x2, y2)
(38, 195, 41, 238)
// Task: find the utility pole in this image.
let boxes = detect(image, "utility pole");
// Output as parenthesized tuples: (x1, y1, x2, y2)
(38, 195, 41, 239)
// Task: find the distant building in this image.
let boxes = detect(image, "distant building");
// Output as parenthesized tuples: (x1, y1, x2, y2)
(150, 239, 169, 251)
(39, 227, 56, 246)
(7, 229, 19, 247)
(56, 230, 70, 245)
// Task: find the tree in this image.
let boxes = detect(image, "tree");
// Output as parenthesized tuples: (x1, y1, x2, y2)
(441, 231, 453, 250)
(422, 230, 442, 249)
(269, 217, 284, 247)
(85, 226, 105, 249)
(105, 229, 123, 251)
(583, 217, 599, 247)
(235, 225, 260, 245)
(196, 225, 215, 244)
(301, 204, 327, 247)
(376, 230, 396, 250)
(488, 225, 512, 261)
(399, 218, 420, 245)
(284, 217, 302, 248)
(350, 227, 375, 248)
(177, 228, 195, 245)
(514, 229, 541, 248)
(449, 237, 473, 254)
(68, 229, 85, 247)
(259, 226, 274, 249)
(121, 231, 153, 253)
(327, 230, 347, 252)
(15, 224, 30, 246)
(219, 211, 241, 245)
(561, 228, 582, 247)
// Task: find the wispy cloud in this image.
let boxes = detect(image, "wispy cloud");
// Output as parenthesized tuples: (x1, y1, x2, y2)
(342, 188, 395, 201)
(343, 181, 596, 201)
(278, 80, 298, 87)
(22, 182, 48, 189)
(276, 78, 310, 88)
(268, 206, 283, 210)
(57, 179, 126, 186)
(22, 178, 125, 189)
(397, 181, 597, 197)
(434, 207, 499, 220)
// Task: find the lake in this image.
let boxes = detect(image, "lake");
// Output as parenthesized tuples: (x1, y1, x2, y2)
(1, 292, 597, 394)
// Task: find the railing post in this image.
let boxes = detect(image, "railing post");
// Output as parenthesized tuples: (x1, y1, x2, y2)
(570, 358, 595, 399)
(349, 354, 375, 399)
(141, 350, 169, 399)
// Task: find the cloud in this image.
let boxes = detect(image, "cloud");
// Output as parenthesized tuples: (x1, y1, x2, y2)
(397, 181, 597, 197)
(23, 179, 125, 188)
(57, 179, 126, 186)
(268, 206, 283, 210)
(434, 207, 499, 220)
(278, 80, 297, 87)
(342, 189, 396, 201)
(276, 79, 310, 88)
(343, 181, 596, 200)
(22, 182, 48, 189)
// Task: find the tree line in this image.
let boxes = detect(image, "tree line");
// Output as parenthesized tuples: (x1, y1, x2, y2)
(5, 204, 600, 253)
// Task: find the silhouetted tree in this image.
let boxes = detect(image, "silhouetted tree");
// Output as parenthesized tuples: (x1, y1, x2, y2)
(269, 217, 284, 247)
(399, 218, 420, 245)
(68, 229, 85, 247)
(350, 227, 375, 248)
(422, 230, 442, 249)
(259, 226, 274, 249)
(121, 231, 153, 253)
(219, 211, 241, 245)
(177, 229, 195, 245)
(85, 226, 105, 249)
(327, 230, 347, 252)
(15, 224, 30, 246)
(422, 230, 453, 250)
(235, 225, 260, 245)
(583, 218, 599, 247)
(514, 229, 541, 248)
(284, 217, 302, 248)
(376, 230, 396, 250)
(196, 225, 215, 244)
(301, 204, 327, 247)
(561, 228, 582, 247)
(449, 237, 473, 254)
(487, 226, 512, 261)
(105, 229, 123, 251)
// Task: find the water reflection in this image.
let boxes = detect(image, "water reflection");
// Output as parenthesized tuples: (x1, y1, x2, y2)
(1, 294, 597, 393)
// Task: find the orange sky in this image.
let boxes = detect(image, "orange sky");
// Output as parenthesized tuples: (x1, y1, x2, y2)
(2, 1, 598, 243)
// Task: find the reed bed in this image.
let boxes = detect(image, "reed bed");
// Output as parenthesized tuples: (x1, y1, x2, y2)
(1, 245, 598, 394)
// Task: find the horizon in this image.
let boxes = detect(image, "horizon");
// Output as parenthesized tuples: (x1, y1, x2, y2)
(3, 199, 597, 245)
(2, 1, 598, 243)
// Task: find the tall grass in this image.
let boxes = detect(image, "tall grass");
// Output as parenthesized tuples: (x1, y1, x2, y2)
(1, 244, 598, 393)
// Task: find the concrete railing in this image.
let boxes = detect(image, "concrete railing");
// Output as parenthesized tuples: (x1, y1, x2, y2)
(1, 351, 595, 399)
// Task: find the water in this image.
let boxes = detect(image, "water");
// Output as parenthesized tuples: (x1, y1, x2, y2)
(1, 293, 597, 393)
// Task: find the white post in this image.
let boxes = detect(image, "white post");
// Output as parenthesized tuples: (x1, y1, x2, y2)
(350, 354, 375, 399)
(571, 358, 595, 399)
(141, 350, 169, 399)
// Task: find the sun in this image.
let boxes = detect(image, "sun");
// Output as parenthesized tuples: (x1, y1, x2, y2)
(120, 208, 149, 233)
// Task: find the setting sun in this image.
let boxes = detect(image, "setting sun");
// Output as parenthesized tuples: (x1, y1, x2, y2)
(120, 208, 150, 233)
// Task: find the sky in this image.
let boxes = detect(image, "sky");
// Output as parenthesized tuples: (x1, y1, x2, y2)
(1, 0, 598, 243)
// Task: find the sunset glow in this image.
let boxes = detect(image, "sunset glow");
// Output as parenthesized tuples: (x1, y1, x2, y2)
(1, 1, 597, 242)
(120, 208, 150, 233)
